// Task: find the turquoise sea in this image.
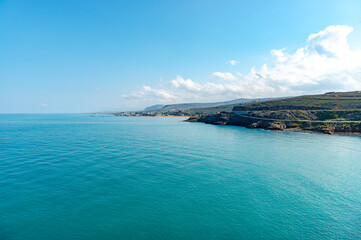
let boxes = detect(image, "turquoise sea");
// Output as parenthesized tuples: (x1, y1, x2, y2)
(1, 114, 361, 239)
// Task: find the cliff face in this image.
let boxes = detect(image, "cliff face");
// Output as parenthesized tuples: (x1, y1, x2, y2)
(191, 113, 290, 130)
(247, 110, 361, 121)
(187, 112, 361, 135)
(185, 91, 361, 135)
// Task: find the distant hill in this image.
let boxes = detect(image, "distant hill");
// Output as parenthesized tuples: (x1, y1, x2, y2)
(144, 97, 282, 113)
(234, 91, 361, 111)
(185, 104, 237, 115)
(143, 104, 165, 111)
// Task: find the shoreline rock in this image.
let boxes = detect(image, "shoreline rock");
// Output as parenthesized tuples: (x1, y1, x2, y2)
(185, 112, 361, 136)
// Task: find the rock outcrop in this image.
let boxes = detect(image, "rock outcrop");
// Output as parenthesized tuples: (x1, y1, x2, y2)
(186, 112, 361, 135)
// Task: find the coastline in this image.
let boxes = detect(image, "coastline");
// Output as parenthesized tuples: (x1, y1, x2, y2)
(282, 127, 361, 136)
(185, 113, 361, 136)
(91, 113, 188, 118)
(188, 120, 361, 136)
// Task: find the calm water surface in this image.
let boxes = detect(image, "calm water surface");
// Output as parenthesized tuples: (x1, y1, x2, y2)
(1, 114, 361, 239)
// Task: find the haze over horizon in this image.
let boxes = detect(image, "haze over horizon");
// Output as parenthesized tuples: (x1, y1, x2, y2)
(1, 0, 361, 113)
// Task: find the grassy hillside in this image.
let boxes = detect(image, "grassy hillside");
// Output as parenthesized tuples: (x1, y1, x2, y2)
(185, 104, 236, 115)
(179, 97, 285, 115)
(189, 91, 361, 134)
(234, 91, 361, 111)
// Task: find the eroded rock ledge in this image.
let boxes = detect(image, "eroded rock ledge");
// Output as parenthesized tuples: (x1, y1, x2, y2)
(185, 112, 361, 135)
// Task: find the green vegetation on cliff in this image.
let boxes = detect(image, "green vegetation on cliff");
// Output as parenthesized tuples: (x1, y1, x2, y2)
(189, 91, 361, 135)
(234, 91, 361, 111)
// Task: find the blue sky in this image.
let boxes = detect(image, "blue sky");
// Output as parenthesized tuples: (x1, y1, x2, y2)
(1, 0, 361, 113)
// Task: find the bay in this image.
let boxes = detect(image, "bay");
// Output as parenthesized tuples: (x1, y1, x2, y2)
(1, 114, 361, 239)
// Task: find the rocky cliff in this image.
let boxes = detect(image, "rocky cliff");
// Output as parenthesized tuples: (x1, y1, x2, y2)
(186, 91, 361, 135)
(187, 112, 361, 134)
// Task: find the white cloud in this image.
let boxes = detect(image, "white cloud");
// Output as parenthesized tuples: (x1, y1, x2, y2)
(123, 76, 244, 103)
(226, 60, 239, 66)
(40, 104, 48, 107)
(124, 25, 361, 105)
(212, 72, 237, 80)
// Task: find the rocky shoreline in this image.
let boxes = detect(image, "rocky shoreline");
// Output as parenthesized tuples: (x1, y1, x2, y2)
(185, 112, 361, 136)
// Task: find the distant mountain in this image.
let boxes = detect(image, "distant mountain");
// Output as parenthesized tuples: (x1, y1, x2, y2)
(143, 104, 165, 111)
(144, 98, 281, 113)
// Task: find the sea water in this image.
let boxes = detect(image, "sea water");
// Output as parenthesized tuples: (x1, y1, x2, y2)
(1, 114, 361, 239)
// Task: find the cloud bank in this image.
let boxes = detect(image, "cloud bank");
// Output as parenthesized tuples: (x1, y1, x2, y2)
(212, 72, 237, 81)
(124, 25, 361, 104)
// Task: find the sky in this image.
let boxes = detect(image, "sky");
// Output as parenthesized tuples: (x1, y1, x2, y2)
(1, 0, 361, 113)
